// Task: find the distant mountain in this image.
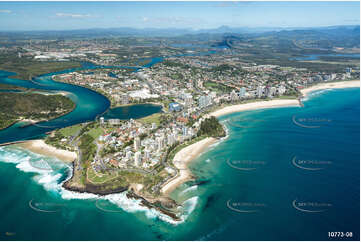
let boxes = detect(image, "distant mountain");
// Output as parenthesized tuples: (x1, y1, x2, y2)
(0, 25, 359, 40)
(217, 25, 360, 51)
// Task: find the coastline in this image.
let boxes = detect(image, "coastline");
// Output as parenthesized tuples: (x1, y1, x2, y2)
(208, 99, 301, 118)
(17, 139, 77, 163)
(300, 80, 360, 96)
(160, 80, 360, 196)
(6, 79, 360, 222)
(161, 137, 217, 195)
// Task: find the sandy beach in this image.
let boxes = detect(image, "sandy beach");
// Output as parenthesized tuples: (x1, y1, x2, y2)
(161, 80, 360, 196)
(208, 99, 301, 118)
(300, 80, 360, 96)
(160, 137, 217, 195)
(18, 139, 77, 163)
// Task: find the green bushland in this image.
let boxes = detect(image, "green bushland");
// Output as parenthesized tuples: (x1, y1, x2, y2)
(197, 116, 226, 138)
(0, 83, 27, 91)
(0, 92, 75, 130)
(0, 53, 82, 80)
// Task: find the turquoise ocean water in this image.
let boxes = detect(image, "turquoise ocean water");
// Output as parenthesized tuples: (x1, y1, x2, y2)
(0, 87, 359, 240)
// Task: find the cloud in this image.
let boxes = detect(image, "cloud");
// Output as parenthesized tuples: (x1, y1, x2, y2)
(55, 13, 94, 18)
(0, 10, 11, 13)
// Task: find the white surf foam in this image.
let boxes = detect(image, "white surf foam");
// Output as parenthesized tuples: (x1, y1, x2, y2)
(180, 185, 198, 195)
(302, 88, 332, 102)
(0, 146, 196, 225)
(181, 196, 198, 217)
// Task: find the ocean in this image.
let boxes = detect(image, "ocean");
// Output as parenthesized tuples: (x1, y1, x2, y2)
(0, 88, 359, 241)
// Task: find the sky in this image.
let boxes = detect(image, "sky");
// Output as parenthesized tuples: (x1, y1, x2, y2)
(0, 1, 359, 31)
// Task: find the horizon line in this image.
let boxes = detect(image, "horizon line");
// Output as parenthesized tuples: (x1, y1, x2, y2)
(0, 24, 359, 33)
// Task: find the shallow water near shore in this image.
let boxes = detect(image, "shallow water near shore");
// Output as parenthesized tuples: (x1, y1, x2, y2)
(0, 88, 359, 240)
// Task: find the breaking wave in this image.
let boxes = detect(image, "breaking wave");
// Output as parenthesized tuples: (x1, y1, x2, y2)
(302, 88, 332, 102)
(180, 185, 198, 196)
(0, 146, 197, 225)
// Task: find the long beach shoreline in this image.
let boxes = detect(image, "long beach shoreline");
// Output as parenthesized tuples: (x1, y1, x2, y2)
(160, 137, 217, 195)
(18, 139, 77, 163)
(300, 80, 360, 96)
(14, 80, 360, 200)
(162, 80, 360, 195)
(208, 99, 301, 118)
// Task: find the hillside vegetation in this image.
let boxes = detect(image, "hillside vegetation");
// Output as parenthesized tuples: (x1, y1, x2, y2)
(0, 92, 75, 129)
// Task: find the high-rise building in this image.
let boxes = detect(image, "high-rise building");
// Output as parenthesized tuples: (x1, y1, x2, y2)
(126, 151, 132, 160)
(256, 86, 264, 98)
(134, 137, 141, 151)
(184, 94, 193, 107)
(198, 95, 212, 108)
(239, 87, 246, 98)
(264, 86, 271, 97)
(169, 102, 182, 112)
(188, 128, 195, 137)
(269, 87, 277, 97)
(278, 85, 286, 95)
(134, 151, 141, 167)
(99, 117, 104, 125)
(167, 134, 175, 146)
(108, 119, 121, 125)
(156, 136, 164, 151)
(182, 126, 188, 136)
(121, 94, 129, 105)
(209, 92, 217, 99)
(230, 90, 239, 101)
(144, 149, 150, 161)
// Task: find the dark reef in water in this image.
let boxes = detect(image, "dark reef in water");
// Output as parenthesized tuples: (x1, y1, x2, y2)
(63, 179, 128, 195)
(126, 191, 181, 221)
(191, 179, 211, 187)
(203, 194, 217, 212)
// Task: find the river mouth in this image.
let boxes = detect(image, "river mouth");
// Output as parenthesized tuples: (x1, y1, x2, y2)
(0, 49, 220, 144)
(0, 67, 160, 144)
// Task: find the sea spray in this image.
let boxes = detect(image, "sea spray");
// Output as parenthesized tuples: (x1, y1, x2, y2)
(0, 146, 196, 225)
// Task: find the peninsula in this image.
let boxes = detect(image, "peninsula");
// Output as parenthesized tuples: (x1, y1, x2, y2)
(0, 92, 75, 130)
(0, 30, 359, 222)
